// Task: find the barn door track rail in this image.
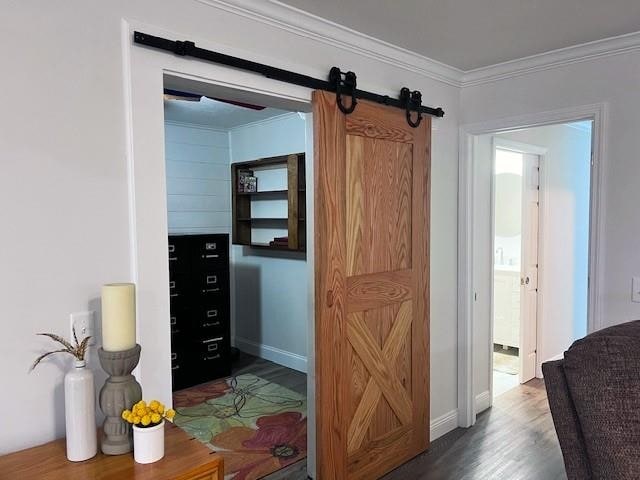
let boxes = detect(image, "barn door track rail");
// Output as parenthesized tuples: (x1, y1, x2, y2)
(133, 31, 444, 127)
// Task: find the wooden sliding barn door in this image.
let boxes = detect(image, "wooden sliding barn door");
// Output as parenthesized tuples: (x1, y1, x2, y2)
(313, 90, 430, 479)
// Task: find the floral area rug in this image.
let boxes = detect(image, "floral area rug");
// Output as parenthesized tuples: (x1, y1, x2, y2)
(173, 374, 307, 480)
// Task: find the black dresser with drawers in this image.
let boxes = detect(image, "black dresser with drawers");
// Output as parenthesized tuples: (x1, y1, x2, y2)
(168, 233, 231, 391)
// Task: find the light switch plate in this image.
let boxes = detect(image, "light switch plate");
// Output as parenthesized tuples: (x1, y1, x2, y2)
(70, 311, 96, 346)
(632, 277, 640, 303)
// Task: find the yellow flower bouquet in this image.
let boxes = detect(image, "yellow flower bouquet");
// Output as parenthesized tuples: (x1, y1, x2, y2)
(121, 400, 176, 428)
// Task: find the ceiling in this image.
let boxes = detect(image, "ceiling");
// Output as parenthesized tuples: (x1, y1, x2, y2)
(164, 96, 291, 129)
(278, 0, 640, 70)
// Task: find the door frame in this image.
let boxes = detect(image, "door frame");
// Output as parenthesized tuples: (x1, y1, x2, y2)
(122, 19, 318, 476)
(490, 138, 547, 402)
(457, 103, 607, 427)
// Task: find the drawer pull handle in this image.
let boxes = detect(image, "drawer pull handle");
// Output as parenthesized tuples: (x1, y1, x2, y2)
(168, 245, 175, 253)
(170, 294, 179, 298)
(170, 316, 177, 325)
(205, 243, 217, 250)
(172, 365, 180, 370)
(207, 310, 218, 317)
(207, 275, 218, 284)
(171, 353, 177, 360)
(169, 256, 178, 261)
(203, 321, 221, 328)
(202, 288, 220, 293)
(203, 254, 220, 259)
(207, 343, 218, 352)
(169, 281, 175, 289)
(202, 337, 223, 344)
(204, 354, 221, 361)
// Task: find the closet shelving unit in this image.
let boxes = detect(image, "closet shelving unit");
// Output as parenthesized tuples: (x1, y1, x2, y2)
(231, 153, 306, 252)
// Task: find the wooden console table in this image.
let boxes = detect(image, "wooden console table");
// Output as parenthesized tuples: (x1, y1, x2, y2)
(0, 423, 223, 480)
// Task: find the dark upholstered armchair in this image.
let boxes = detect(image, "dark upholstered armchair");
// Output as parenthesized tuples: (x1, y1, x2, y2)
(543, 320, 640, 480)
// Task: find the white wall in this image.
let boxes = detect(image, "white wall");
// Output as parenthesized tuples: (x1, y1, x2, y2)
(1, 0, 460, 453)
(165, 122, 231, 234)
(472, 124, 592, 402)
(462, 49, 640, 335)
(229, 114, 309, 371)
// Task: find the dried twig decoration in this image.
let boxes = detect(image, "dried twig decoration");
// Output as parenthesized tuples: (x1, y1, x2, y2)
(31, 326, 91, 371)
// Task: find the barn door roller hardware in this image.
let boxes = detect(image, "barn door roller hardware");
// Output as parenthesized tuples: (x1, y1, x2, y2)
(400, 88, 424, 128)
(133, 31, 444, 126)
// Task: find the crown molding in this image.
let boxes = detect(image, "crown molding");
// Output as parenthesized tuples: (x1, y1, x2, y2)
(195, 0, 464, 87)
(462, 30, 640, 87)
(194, 0, 640, 91)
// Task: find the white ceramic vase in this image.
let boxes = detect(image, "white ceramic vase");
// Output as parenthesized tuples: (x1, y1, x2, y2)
(64, 359, 98, 462)
(133, 420, 165, 464)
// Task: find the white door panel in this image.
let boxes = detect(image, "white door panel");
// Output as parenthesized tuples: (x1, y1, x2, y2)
(520, 153, 540, 383)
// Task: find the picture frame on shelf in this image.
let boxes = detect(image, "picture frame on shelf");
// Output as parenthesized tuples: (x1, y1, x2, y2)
(237, 170, 257, 193)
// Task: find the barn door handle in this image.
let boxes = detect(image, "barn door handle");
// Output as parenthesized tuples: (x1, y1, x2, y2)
(326, 290, 334, 308)
(330, 67, 357, 114)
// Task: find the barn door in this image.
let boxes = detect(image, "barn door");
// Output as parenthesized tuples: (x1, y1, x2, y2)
(313, 90, 430, 479)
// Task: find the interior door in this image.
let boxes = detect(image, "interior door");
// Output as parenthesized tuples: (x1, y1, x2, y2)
(520, 153, 540, 383)
(313, 90, 430, 479)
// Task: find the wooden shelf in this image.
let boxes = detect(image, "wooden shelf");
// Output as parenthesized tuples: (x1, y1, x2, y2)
(237, 189, 288, 197)
(248, 242, 300, 251)
(231, 153, 306, 252)
(237, 217, 288, 222)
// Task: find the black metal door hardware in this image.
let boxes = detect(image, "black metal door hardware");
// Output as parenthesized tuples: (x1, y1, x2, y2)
(400, 87, 424, 128)
(329, 67, 358, 114)
(133, 31, 444, 126)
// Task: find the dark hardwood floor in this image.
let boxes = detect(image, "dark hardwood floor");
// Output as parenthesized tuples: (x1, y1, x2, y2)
(232, 351, 307, 396)
(230, 355, 565, 480)
(382, 379, 566, 480)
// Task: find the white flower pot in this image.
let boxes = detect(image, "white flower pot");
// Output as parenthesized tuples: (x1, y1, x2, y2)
(64, 359, 97, 462)
(133, 420, 165, 464)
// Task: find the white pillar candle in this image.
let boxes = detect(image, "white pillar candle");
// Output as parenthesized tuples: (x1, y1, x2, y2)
(101, 283, 136, 352)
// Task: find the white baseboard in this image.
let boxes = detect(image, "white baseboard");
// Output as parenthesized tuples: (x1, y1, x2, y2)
(537, 352, 564, 378)
(475, 390, 491, 414)
(430, 409, 459, 441)
(234, 336, 308, 373)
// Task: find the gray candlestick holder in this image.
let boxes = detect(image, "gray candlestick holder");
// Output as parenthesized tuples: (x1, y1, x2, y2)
(98, 344, 143, 455)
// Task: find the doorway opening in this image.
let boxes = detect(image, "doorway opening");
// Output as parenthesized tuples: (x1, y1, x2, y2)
(492, 147, 527, 397)
(480, 121, 593, 401)
(491, 145, 544, 397)
(162, 83, 313, 480)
